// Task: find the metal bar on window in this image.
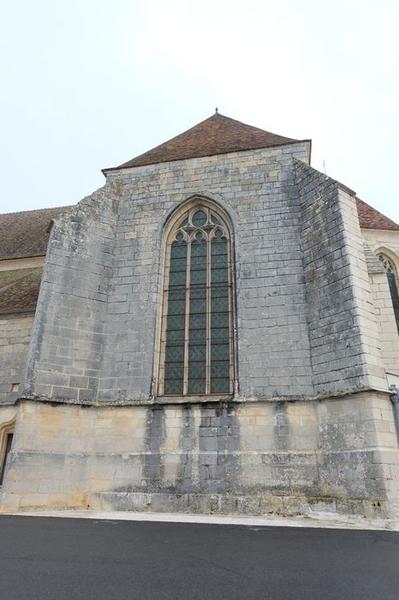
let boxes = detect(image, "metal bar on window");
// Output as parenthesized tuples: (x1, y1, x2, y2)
(206, 231, 211, 394)
(160, 205, 234, 397)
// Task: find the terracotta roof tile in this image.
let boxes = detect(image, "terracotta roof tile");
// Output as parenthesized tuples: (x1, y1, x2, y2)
(104, 112, 306, 172)
(356, 198, 399, 230)
(0, 267, 43, 314)
(0, 205, 71, 260)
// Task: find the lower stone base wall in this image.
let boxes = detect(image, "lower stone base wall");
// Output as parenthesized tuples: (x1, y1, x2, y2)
(1, 394, 399, 519)
(0, 314, 34, 405)
(96, 491, 389, 519)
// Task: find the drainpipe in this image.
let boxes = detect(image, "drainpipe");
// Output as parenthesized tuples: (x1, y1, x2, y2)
(390, 385, 399, 440)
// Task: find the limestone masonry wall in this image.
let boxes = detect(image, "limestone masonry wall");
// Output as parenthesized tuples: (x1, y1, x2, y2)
(101, 143, 314, 401)
(0, 314, 34, 405)
(3, 142, 398, 519)
(1, 397, 398, 518)
(24, 143, 322, 403)
(23, 192, 118, 404)
(361, 229, 399, 377)
(295, 161, 387, 395)
(362, 229, 399, 262)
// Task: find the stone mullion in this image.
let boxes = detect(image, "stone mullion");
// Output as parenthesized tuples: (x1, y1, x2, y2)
(158, 242, 172, 397)
(227, 239, 234, 395)
(205, 233, 211, 394)
(182, 239, 191, 396)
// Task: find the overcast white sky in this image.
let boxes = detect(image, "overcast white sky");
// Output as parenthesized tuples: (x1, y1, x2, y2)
(1, 0, 398, 220)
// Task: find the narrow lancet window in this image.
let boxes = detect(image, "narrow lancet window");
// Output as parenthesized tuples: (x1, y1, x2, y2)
(159, 204, 234, 396)
(378, 253, 399, 333)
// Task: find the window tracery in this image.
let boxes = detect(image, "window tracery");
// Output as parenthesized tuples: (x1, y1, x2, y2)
(159, 204, 234, 396)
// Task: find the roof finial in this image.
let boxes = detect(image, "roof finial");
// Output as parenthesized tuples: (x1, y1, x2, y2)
(215, 107, 218, 114)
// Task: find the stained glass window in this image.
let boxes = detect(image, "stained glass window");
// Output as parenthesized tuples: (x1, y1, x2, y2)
(378, 253, 399, 333)
(159, 204, 234, 396)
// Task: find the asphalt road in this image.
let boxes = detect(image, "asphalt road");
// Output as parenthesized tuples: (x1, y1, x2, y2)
(0, 516, 398, 600)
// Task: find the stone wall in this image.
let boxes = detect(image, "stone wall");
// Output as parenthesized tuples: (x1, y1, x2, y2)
(361, 228, 399, 378)
(24, 143, 324, 403)
(23, 142, 386, 404)
(101, 143, 315, 402)
(368, 270, 399, 377)
(1, 396, 398, 518)
(362, 229, 399, 261)
(23, 192, 117, 404)
(295, 161, 387, 395)
(0, 314, 34, 405)
(4, 145, 398, 519)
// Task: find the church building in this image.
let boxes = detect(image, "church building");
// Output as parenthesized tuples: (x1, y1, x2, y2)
(1, 112, 399, 518)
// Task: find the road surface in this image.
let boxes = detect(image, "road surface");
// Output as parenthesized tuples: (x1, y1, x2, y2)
(0, 515, 398, 599)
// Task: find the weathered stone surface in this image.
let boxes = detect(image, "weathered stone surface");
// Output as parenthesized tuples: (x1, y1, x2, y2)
(24, 144, 317, 404)
(0, 315, 34, 405)
(1, 395, 398, 518)
(361, 229, 399, 376)
(1, 134, 399, 519)
(295, 160, 387, 395)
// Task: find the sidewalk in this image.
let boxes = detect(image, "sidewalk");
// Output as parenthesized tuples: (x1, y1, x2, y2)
(3, 509, 399, 531)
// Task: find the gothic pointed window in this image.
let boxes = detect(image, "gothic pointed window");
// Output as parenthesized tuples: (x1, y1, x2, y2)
(378, 253, 399, 332)
(159, 203, 234, 396)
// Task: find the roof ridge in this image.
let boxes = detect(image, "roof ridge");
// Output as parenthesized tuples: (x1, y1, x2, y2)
(211, 111, 297, 138)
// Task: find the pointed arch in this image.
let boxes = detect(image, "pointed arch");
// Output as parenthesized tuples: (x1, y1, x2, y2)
(377, 250, 399, 333)
(158, 197, 235, 397)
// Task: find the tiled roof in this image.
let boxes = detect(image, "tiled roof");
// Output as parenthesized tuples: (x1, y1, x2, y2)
(104, 112, 305, 172)
(0, 267, 43, 314)
(356, 198, 399, 230)
(0, 205, 71, 260)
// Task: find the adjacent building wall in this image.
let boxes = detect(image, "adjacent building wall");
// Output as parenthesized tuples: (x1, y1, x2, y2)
(362, 229, 399, 260)
(0, 314, 34, 405)
(361, 229, 399, 378)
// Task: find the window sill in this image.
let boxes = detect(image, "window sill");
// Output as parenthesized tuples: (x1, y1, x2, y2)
(155, 394, 233, 405)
